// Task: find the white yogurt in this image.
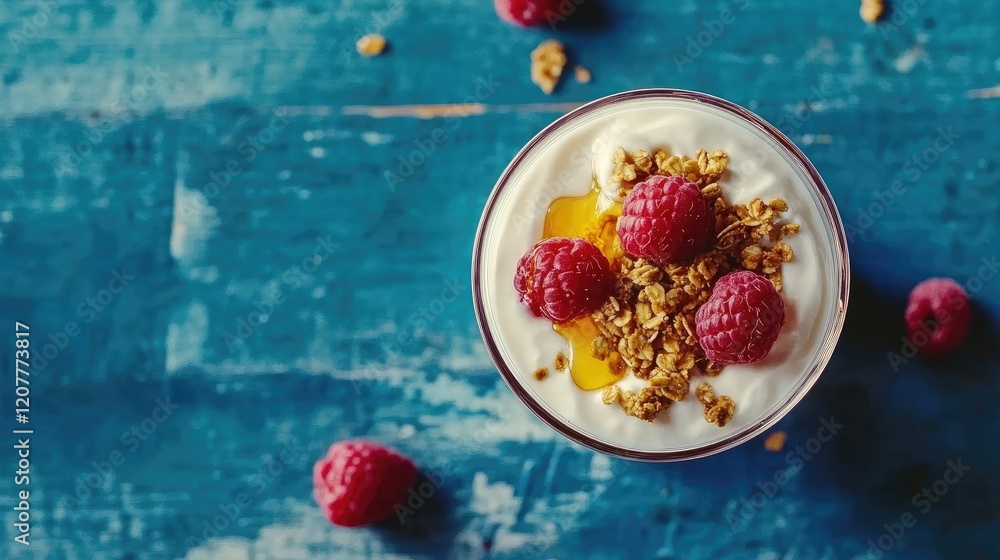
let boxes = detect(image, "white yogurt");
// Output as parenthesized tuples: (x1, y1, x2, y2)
(478, 95, 841, 454)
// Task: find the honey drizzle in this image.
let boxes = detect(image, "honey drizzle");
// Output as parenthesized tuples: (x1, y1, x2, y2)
(542, 186, 622, 391)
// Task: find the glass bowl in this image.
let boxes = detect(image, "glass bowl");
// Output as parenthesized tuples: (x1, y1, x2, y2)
(472, 89, 850, 461)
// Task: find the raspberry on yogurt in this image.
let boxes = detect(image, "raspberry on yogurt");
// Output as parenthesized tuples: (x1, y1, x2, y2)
(514, 237, 614, 323)
(617, 175, 714, 263)
(695, 271, 786, 365)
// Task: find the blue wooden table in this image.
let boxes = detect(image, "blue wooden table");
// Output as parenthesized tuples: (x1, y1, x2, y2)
(1, 1, 999, 558)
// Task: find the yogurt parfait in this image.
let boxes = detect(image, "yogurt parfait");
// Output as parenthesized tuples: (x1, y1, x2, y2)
(472, 89, 849, 461)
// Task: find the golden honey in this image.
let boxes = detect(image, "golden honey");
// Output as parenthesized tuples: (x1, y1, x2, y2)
(542, 185, 622, 391)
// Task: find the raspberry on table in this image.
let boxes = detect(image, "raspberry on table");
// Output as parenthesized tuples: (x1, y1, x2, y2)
(494, 0, 560, 27)
(313, 440, 417, 527)
(695, 271, 785, 365)
(617, 175, 714, 263)
(905, 277, 971, 356)
(514, 237, 614, 323)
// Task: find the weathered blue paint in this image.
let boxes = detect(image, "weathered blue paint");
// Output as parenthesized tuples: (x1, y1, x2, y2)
(0, 0, 998, 559)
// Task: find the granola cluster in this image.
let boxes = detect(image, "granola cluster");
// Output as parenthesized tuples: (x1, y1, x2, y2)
(355, 34, 387, 57)
(860, 0, 884, 23)
(533, 353, 570, 382)
(553, 352, 569, 371)
(530, 40, 567, 95)
(594, 147, 799, 426)
(764, 430, 788, 452)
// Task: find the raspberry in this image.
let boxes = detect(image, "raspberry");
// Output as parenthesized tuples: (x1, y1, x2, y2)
(695, 271, 785, 365)
(617, 175, 714, 263)
(494, 0, 559, 26)
(514, 237, 613, 323)
(905, 278, 971, 356)
(312, 440, 417, 527)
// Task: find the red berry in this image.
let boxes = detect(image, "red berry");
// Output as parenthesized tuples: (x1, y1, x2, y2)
(514, 237, 613, 323)
(905, 278, 971, 356)
(312, 440, 417, 527)
(494, 0, 558, 26)
(617, 175, 714, 263)
(695, 271, 785, 365)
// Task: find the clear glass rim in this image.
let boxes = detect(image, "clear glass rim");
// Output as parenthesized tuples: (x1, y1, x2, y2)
(471, 88, 851, 462)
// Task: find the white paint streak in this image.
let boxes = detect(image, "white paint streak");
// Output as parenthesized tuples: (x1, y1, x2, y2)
(0, 166, 24, 179)
(452, 473, 561, 556)
(782, 95, 860, 114)
(180, 504, 433, 560)
(967, 85, 1000, 99)
(303, 129, 352, 141)
(946, 56, 970, 73)
(169, 171, 220, 269)
(589, 454, 613, 482)
(894, 46, 924, 73)
(50, 194, 71, 211)
(304, 313, 335, 367)
(437, 342, 493, 372)
(165, 300, 209, 373)
(181, 538, 251, 560)
(404, 373, 554, 442)
(361, 131, 393, 146)
(801, 38, 838, 66)
(469, 472, 518, 521)
(5, 2, 321, 118)
(175, 354, 597, 558)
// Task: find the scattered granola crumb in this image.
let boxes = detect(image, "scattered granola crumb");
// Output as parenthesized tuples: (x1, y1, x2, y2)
(705, 395, 736, 427)
(695, 382, 715, 405)
(860, 0, 884, 24)
(574, 65, 592, 84)
(530, 40, 567, 94)
(649, 370, 690, 401)
(533, 367, 549, 381)
(601, 384, 621, 405)
(764, 431, 788, 452)
(592, 335, 611, 360)
(601, 384, 676, 422)
(356, 34, 387, 57)
(616, 386, 673, 422)
(695, 382, 735, 426)
(553, 352, 569, 371)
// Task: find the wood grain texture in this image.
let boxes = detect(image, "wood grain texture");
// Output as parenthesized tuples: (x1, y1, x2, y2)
(0, 0, 998, 559)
